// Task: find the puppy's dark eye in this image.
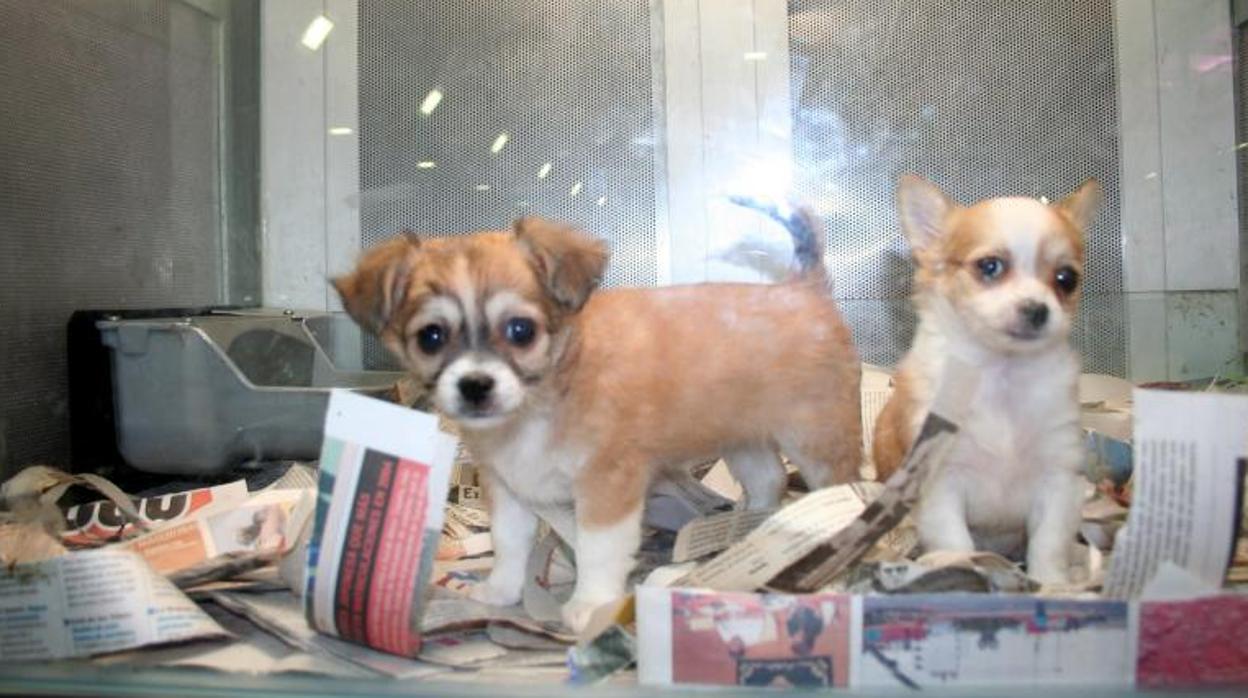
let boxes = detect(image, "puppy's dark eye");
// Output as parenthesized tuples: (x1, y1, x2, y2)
(975, 256, 1007, 281)
(504, 317, 536, 347)
(1055, 266, 1080, 294)
(415, 324, 446, 354)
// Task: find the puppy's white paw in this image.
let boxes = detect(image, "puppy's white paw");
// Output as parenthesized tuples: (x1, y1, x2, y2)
(560, 595, 611, 633)
(469, 581, 522, 607)
(1028, 563, 1071, 587)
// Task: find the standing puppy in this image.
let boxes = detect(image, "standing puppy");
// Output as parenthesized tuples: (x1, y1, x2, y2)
(872, 176, 1101, 584)
(333, 213, 861, 630)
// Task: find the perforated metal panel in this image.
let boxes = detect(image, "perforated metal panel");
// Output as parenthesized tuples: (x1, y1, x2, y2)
(789, 0, 1126, 373)
(0, 0, 223, 475)
(357, 0, 658, 289)
(1237, 19, 1248, 360)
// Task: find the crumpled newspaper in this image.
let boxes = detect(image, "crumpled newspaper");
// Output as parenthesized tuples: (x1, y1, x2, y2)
(0, 465, 146, 566)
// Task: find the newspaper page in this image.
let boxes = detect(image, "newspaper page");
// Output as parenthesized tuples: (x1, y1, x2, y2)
(62, 480, 249, 547)
(675, 482, 883, 591)
(857, 595, 1133, 688)
(210, 588, 450, 679)
(1137, 594, 1248, 688)
(121, 488, 309, 575)
(672, 508, 776, 563)
(645, 469, 736, 531)
(1103, 389, 1248, 597)
(305, 390, 458, 657)
(0, 549, 225, 661)
(637, 585, 852, 688)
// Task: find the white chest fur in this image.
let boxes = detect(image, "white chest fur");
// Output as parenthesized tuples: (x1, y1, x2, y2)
(464, 412, 588, 507)
(905, 322, 1082, 539)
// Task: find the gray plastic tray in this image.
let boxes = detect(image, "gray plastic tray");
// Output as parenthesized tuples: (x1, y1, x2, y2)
(98, 310, 405, 475)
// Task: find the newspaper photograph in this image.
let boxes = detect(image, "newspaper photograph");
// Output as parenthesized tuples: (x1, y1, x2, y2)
(0, 549, 225, 661)
(304, 390, 458, 657)
(636, 586, 851, 688)
(121, 488, 309, 575)
(1103, 390, 1248, 597)
(858, 594, 1133, 688)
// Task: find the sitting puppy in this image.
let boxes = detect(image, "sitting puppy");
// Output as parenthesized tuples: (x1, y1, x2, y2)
(333, 212, 861, 630)
(872, 175, 1101, 584)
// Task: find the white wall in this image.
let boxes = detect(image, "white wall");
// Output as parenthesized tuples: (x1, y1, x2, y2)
(1116, 0, 1242, 380)
(660, 0, 794, 284)
(260, 0, 358, 312)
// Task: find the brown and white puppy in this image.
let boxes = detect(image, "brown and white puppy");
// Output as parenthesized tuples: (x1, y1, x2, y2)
(333, 213, 861, 631)
(872, 175, 1101, 584)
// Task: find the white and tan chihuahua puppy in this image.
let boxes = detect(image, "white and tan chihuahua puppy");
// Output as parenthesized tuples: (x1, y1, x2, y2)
(872, 175, 1101, 585)
(333, 212, 861, 631)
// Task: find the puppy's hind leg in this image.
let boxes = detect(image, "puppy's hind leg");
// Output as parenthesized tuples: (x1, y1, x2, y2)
(724, 445, 786, 510)
(779, 424, 863, 491)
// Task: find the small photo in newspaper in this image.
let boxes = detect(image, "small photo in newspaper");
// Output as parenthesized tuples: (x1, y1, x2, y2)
(637, 586, 852, 689)
(304, 390, 457, 658)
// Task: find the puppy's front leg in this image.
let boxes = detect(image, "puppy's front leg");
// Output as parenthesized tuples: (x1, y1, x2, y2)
(561, 461, 647, 633)
(1026, 455, 1083, 585)
(471, 477, 537, 606)
(916, 477, 975, 553)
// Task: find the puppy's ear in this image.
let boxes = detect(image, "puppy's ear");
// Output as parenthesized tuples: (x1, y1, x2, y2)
(896, 174, 957, 252)
(331, 231, 421, 335)
(1054, 178, 1103, 231)
(513, 217, 608, 311)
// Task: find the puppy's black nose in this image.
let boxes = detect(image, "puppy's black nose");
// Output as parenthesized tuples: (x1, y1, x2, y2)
(458, 374, 495, 405)
(1019, 301, 1049, 330)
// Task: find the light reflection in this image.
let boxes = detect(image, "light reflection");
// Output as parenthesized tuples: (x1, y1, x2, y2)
(743, 51, 767, 61)
(596, 197, 606, 206)
(569, 181, 583, 197)
(420, 89, 443, 115)
(417, 161, 436, 169)
(328, 126, 353, 136)
(720, 155, 792, 211)
(537, 162, 552, 179)
(475, 184, 490, 191)
(300, 16, 334, 50)
(491, 132, 509, 154)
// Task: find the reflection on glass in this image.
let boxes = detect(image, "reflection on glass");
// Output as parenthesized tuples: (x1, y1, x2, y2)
(299, 15, 333, 51)
(569, 181, 583, 197)
(328, 126, 353, 136)
(537, 162, 552, 179)
(419, 88, 443, 115)
(490, 132, 509, 154)
(417, 160, 436, 169)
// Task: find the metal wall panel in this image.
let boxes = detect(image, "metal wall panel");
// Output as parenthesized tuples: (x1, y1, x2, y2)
(788, 0, 1126, 371)
(357, 0, 659, 288)
(0, 0, 224, 475)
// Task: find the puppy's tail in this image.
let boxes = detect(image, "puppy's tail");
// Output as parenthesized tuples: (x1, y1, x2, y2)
(729, 195, 828, 284)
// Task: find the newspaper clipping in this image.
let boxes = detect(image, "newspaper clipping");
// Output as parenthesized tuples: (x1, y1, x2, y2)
(304, 390, 458, 657)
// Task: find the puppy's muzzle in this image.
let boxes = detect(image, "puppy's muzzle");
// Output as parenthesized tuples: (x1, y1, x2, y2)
(1019, 301, 1049, 330)
(1006, 300, 1052, 341)
(458, 373, 495, 407)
